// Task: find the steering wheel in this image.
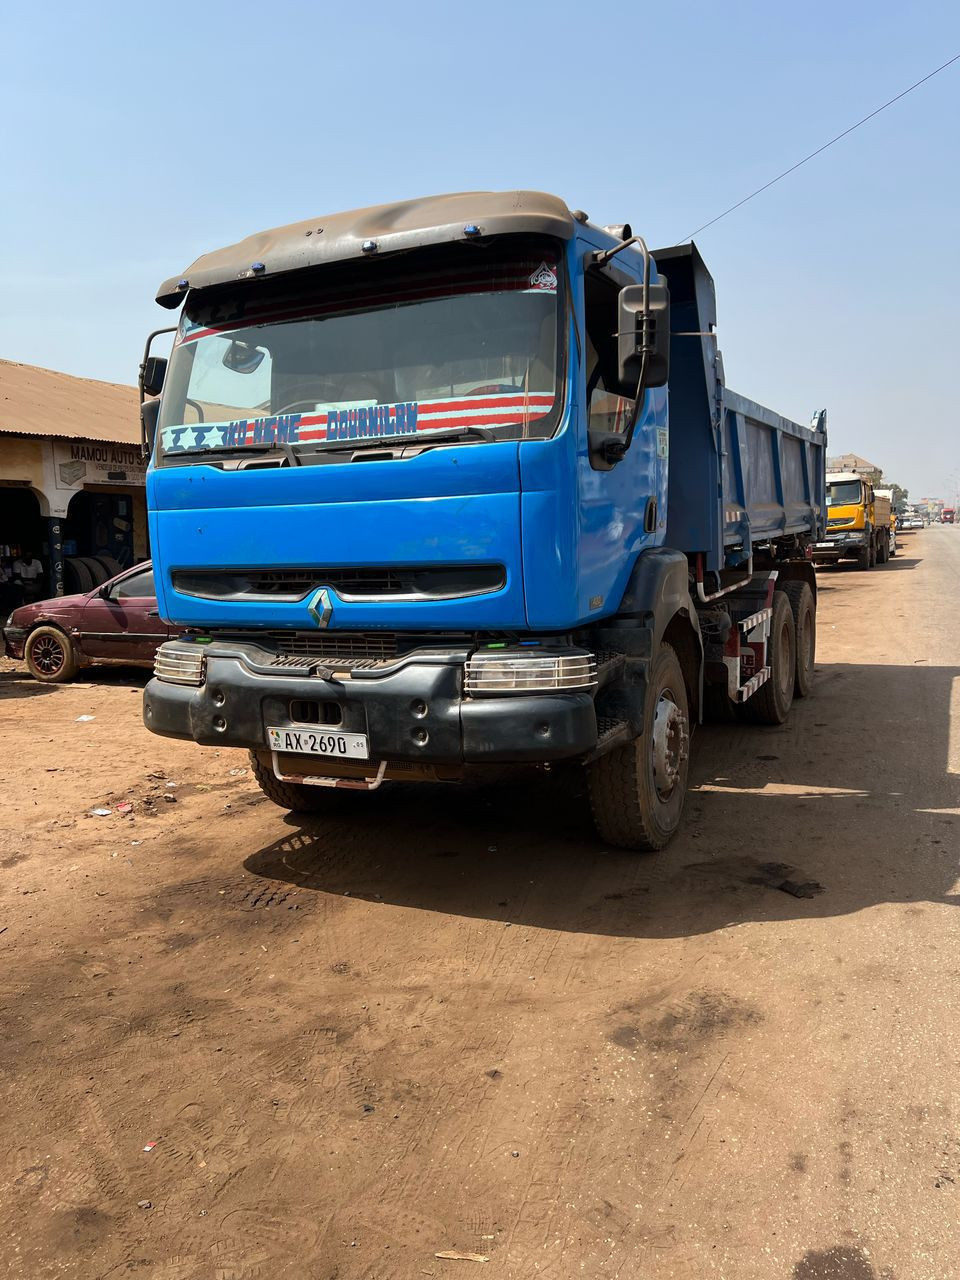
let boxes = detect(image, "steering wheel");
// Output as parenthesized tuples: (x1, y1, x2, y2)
(465, 383, 522, 395)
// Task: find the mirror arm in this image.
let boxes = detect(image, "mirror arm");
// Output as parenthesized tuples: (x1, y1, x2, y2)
(138, 326, 177, 403)
(590, 236, 653, 464)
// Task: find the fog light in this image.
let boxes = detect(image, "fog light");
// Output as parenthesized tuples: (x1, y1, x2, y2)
(464, 650, 597, 695)
(154, 642, 206, 686)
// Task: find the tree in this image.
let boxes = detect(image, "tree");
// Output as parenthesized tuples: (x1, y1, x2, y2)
(888, 483, 908, 509)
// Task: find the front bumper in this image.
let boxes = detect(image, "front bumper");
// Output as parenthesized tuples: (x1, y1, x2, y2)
(2, 626, 27, 660)
(813, 531, 866, 560)
(143, 644, 598, 765)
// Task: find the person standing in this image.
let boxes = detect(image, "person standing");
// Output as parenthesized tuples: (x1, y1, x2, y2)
(13, 550, 44, 604)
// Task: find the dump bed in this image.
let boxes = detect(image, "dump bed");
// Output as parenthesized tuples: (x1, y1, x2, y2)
(654, 243, 826, 572)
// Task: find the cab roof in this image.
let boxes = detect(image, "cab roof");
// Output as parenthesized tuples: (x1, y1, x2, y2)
(156, 190, 580, 309)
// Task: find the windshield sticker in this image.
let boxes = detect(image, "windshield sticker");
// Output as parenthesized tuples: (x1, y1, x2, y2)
(528, 262, 558, 291)
(161, 391, 556, 454)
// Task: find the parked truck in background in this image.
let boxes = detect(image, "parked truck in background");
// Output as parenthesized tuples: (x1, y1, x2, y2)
(138, 190, 825, 850)
(942, 508, 956, 525)
(874, 488, 898, 559)
(814, 470, 892, 569)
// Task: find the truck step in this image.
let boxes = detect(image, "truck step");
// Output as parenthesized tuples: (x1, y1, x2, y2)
(594, 651, 627, 688)
(734, 666, 771, 702)
(582, 717, 633, 764)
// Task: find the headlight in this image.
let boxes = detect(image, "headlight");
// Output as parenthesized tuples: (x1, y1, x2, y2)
(464, 650, 597, 695)
(154, 642, 206, 686)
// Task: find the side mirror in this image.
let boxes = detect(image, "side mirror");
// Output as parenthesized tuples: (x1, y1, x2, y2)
(617, 281, 670, 394)
(98, 583, 113, 600)
(141, 396, 162, 460)
(141, 355, 167, 398)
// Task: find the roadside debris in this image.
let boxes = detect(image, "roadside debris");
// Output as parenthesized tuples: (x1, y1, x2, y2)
(75, 715, 96, 723)
(435, 1251, 489, 1263)
(90, 808, 112, 817)
(142, 1142, 157, 1152)
(778, 878, 825, 899)
(116, 802, 133, 814)
(137, 1200, 152, 1210)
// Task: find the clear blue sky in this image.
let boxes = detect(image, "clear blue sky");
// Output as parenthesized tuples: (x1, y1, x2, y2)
(3, 0, 958, 500)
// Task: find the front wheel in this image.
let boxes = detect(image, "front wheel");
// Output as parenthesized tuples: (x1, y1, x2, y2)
(587, 643, 690, 851)
(25, 626, 78, 683)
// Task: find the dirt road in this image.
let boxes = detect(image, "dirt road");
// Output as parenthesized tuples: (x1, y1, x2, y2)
(1, 528, 958, 1280)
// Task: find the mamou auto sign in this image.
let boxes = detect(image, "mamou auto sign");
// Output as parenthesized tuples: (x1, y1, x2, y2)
(53, 440, 147, 492)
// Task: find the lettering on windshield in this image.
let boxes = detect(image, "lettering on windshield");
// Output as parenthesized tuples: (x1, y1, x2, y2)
(160, 393, 554, 455)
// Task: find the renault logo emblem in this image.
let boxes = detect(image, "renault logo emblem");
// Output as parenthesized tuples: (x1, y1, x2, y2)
(307, 588, 332, 629)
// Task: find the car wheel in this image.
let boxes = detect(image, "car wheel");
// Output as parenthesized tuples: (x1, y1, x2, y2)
(25, 626, 78, 683)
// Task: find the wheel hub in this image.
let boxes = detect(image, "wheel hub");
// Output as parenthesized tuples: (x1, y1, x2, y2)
(651, 691, 689, 799)
(33, 636, 64, 675)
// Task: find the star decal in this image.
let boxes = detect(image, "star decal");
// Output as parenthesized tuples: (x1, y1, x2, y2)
(179, 427, 198, 449)
(204, 426, 225, 448)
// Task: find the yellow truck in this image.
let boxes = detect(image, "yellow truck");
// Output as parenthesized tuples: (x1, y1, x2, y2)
(813, 471, 893, 569)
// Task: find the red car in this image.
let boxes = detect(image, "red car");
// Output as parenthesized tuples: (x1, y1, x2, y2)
(3, 561, 179, 683)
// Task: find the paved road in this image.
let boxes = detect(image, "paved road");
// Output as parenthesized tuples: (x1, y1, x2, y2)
(1, 527, 958, 1279)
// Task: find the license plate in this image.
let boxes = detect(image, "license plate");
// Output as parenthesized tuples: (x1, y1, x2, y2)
(267, 726, 369, 759)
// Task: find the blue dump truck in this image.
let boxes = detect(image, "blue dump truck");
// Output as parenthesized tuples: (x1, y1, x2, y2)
(139, 191, 826, 849)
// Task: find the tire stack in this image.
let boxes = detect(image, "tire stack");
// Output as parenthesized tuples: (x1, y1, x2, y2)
(63, 556, 123, 594)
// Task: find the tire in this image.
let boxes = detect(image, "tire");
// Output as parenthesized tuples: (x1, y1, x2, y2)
(868, 535, 877, 568)
(79, 556, 110, 587)
(876, 535, 887, 565)
(889, 535, 896, 558)
(739, 591, 796, 725)
(64, 556, 95, 593)
(856, 545, 871, 570)
(249, 749, 345, 813)
(93, 555, 123, 581)
(783, 580, 815, 698)
(25, 626, 78, 683)
(587, 643, 691, 851)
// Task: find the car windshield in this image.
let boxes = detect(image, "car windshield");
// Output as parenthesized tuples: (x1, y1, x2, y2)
(827, 481, 862, 506)
(157, 240, 562, 463)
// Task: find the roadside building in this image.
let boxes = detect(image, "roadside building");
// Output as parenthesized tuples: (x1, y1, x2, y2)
(826, 452, 883, 485)
(0, 359, 146, 599)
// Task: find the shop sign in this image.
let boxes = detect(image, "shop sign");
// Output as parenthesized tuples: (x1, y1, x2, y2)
(53, 440, 146, 491)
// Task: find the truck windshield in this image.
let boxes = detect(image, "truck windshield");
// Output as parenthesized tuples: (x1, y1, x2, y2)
(827, 481, 862, 506)
(157, 242, 562, 462)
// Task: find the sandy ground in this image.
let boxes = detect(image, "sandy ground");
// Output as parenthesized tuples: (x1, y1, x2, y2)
(1, 527, 958, 1280)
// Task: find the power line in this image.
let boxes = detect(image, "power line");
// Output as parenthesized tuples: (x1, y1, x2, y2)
(684, 51, 960, 240)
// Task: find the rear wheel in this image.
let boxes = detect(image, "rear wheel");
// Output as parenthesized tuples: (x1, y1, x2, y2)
(856, 544, 871, 570)
(783, 581, 816, 698)
(249, 749, 347, 813)
(739, 591, 795, 724)
(588, 643, 690, 851)
(25, 626, 78, 683)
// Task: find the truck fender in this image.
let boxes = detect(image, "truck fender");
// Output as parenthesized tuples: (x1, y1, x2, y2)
(591, 549, 703, 726)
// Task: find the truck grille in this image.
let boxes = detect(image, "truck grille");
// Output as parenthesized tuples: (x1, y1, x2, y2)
(173, 565, 505, 602)
(267, 631, 473, 661)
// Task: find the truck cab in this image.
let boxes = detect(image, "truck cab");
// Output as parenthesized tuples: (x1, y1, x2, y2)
(815, 471, 889, 569)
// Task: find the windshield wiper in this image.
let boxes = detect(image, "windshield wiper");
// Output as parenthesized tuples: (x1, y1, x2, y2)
(290, 425, 500, 457)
